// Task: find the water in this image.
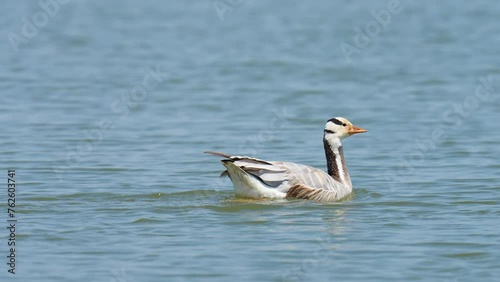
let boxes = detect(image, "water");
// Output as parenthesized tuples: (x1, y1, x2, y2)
(1, 0, 499, 281)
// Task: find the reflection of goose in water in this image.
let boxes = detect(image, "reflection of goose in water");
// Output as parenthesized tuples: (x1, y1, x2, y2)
(206, 117, 366, 202)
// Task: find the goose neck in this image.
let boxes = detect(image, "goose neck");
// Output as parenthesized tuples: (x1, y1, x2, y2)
(323, 136, 351, 186)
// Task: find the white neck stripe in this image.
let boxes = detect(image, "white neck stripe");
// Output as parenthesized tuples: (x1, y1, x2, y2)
(331, 146, 346, 184)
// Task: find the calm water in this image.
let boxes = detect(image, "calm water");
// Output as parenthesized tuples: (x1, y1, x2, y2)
(1, 1, 500, 281)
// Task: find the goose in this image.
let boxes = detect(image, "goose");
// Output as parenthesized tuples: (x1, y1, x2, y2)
(205, 117, 366, 201)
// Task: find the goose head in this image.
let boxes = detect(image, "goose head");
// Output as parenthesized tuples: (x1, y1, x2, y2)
(324, 117, 366, 140)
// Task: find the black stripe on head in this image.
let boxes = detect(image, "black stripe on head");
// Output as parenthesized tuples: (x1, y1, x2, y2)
(328, 118, 343, 125)
(324, 129, 335, 134)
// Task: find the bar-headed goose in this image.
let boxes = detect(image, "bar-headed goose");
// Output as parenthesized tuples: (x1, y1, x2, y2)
(205, 117, 366, 202)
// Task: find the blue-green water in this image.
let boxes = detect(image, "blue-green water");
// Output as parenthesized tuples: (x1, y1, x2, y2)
(1, 1, 500, 281)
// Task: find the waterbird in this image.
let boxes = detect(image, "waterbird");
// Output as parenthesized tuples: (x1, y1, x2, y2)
(205, 117, 366, 202)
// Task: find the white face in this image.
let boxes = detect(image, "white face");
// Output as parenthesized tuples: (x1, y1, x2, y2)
(324, 117, 366, 140)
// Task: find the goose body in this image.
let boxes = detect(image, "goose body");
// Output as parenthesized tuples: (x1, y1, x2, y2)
(206, 117, 366, 202)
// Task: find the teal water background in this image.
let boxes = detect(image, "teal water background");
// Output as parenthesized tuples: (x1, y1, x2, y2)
(1, 1, 500, 281)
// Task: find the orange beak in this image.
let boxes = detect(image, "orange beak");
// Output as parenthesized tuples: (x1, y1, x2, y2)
(348, 125, 367, 135)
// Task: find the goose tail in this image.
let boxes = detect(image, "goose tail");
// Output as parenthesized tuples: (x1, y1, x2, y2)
(204, 151, 232, 158)
(221, 160, 285, 199)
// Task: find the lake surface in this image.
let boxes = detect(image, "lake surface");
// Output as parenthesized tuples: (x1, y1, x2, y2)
(1, 0, 500, 281)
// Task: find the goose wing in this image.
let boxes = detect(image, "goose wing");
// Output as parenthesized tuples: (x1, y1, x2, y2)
(271, 161, 342, 191)
(205, 151, 288, 187)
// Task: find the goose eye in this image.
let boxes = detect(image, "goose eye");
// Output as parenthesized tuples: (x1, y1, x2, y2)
(342, 123, 347, 127)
